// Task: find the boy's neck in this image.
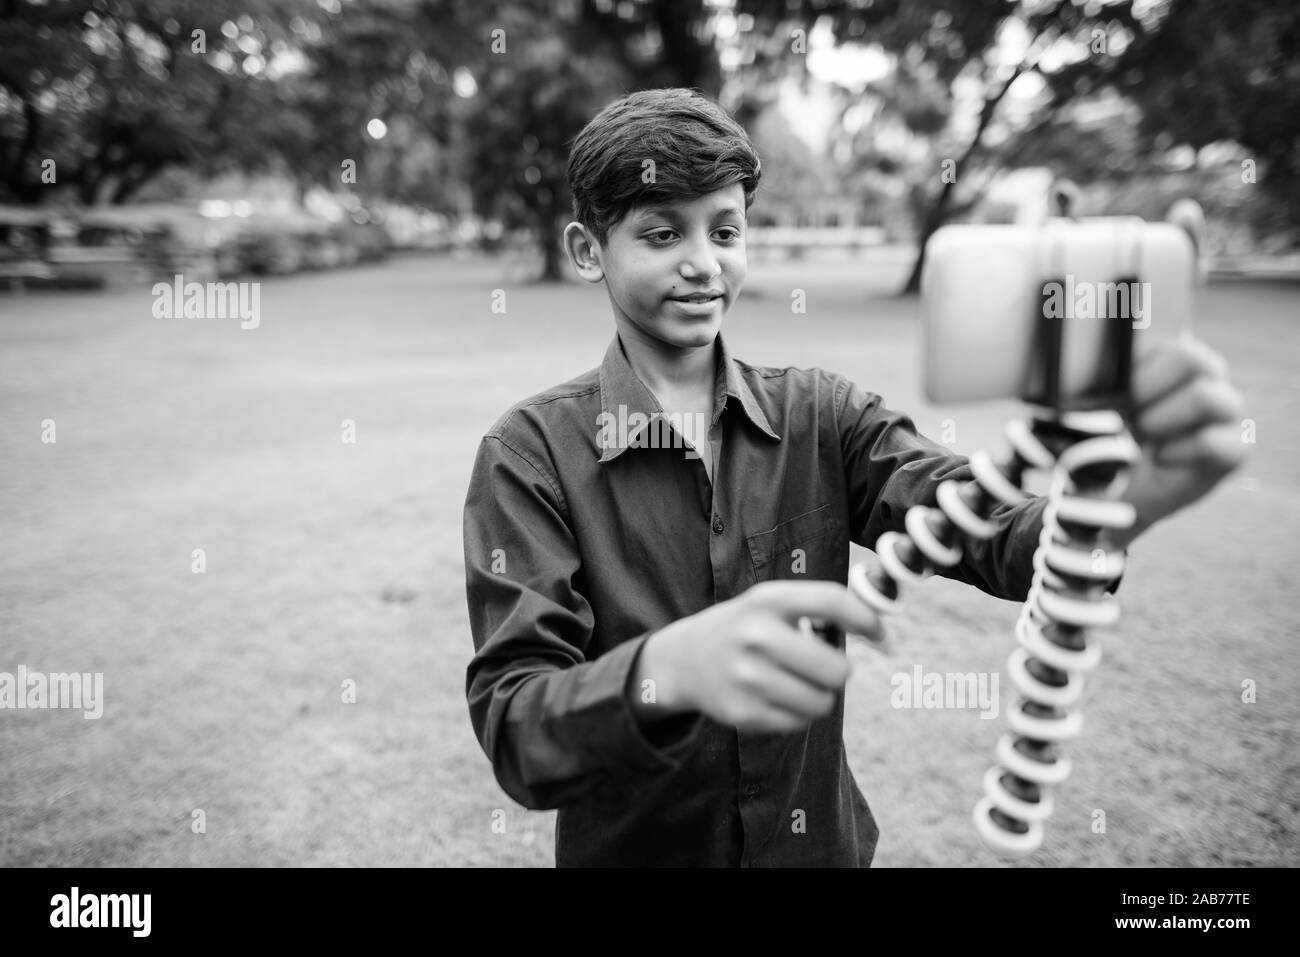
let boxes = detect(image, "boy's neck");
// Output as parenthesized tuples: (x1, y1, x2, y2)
(618, 329, 718, 408)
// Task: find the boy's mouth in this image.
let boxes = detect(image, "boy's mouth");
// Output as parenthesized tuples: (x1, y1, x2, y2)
(669, 291, 723, 304)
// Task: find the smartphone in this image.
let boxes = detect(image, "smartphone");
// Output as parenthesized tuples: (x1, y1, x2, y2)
(921, 219, 1195, 411)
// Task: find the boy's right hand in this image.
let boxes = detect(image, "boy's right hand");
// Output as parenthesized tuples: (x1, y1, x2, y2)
(632, 581, 883, 734)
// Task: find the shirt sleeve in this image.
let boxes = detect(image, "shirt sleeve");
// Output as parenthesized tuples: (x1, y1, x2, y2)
(462, 431, 704, 811)
(835, 377, 1048, 603)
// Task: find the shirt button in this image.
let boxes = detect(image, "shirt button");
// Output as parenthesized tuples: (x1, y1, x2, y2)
(744, 784, 761, 797)
(712, 515, 725, 534)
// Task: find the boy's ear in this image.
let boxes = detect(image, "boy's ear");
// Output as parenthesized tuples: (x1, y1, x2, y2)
(563, 222, 605, 283)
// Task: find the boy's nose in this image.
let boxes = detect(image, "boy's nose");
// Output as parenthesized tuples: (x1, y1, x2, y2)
(679, 242, 721, 282)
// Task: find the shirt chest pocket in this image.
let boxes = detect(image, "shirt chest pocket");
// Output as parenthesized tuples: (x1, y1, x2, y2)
(746, 503, 845, 584)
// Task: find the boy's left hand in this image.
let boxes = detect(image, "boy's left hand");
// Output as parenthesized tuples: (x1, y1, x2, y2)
(1116, 336, 1249, 547)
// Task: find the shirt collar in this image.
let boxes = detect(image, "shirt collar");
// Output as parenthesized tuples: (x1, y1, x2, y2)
(596, 333, 780, 463)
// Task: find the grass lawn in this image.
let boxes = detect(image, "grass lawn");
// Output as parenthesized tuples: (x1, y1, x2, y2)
(1, 247, 1296, 867)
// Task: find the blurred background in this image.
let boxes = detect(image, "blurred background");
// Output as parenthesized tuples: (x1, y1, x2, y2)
(2, 0, 1298, 285)
(0, 0, 1296, 868)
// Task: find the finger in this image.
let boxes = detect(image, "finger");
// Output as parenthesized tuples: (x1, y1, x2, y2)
(1153, 421, 1251, 470)
(1135, 376, 1245, 442)
(735, 654, 840, 719)
(748, 580, 884, 642)
(752, 621, 852, 691)
(1131, 337, 1229, 408)
(797, 615, 861, 650)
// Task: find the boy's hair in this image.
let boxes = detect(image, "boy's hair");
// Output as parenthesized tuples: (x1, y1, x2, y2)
(567, 87, 762, 246)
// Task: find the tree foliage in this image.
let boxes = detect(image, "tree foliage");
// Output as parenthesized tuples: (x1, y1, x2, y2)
(5, 0, 1293, 281)
(1038, 0, 1300, 235)
(0, 0, 321, 204)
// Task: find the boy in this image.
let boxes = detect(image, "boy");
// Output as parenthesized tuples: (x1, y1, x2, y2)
(462, 88, 1247, 867)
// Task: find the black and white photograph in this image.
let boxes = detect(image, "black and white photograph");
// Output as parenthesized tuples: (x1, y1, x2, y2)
(0, 0, 1295, 904)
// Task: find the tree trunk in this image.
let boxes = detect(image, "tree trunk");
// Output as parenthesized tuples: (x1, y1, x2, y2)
(77, 173, 100, 206)
(3, 97, 42, 201)
(900, 239, 927, 296)
(534, 199, 568, 282)
(540, 230, 565, 281)
(897, 62, 1028, 296)
(900, 190, 985, 294)
(900, 182, 956, 295)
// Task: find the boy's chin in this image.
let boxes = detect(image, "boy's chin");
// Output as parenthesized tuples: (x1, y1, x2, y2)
(654, 328, 720, 352)
(666, 324, 721, 348)
(655, 312, 724, 348)
(620, 312, 721, 351)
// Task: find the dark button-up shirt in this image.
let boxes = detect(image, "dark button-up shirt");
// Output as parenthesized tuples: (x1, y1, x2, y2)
(463, 334, 1050, 866)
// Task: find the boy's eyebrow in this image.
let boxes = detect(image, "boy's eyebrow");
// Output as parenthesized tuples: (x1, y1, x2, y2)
(634, 204, 744, 223)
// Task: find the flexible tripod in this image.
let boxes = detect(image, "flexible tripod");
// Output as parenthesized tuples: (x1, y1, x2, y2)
(847, 250, 1143, 857)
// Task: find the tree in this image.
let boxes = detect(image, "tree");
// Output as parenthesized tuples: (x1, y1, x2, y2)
(0, 0, 320, 205)
(577, 0, 724, 96)
(736, 0, 1174, 293)
(461, 8, 626, 280)
(455, 0, 729, 280)
(265, 0, 482, 212)
(1037, 0, 1300, 240)
(1, 0, 734, 281)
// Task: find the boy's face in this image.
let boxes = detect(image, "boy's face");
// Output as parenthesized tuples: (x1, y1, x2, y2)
(564, 184, 747, 353)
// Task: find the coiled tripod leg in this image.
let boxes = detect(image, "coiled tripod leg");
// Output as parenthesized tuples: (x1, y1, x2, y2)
(973, 413, 1139, 857)
(847, 415, 1056, 613)
(845, 411, 1139, 856)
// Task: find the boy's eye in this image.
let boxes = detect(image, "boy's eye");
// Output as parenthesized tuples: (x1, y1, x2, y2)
(644, 227, 742, 244)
